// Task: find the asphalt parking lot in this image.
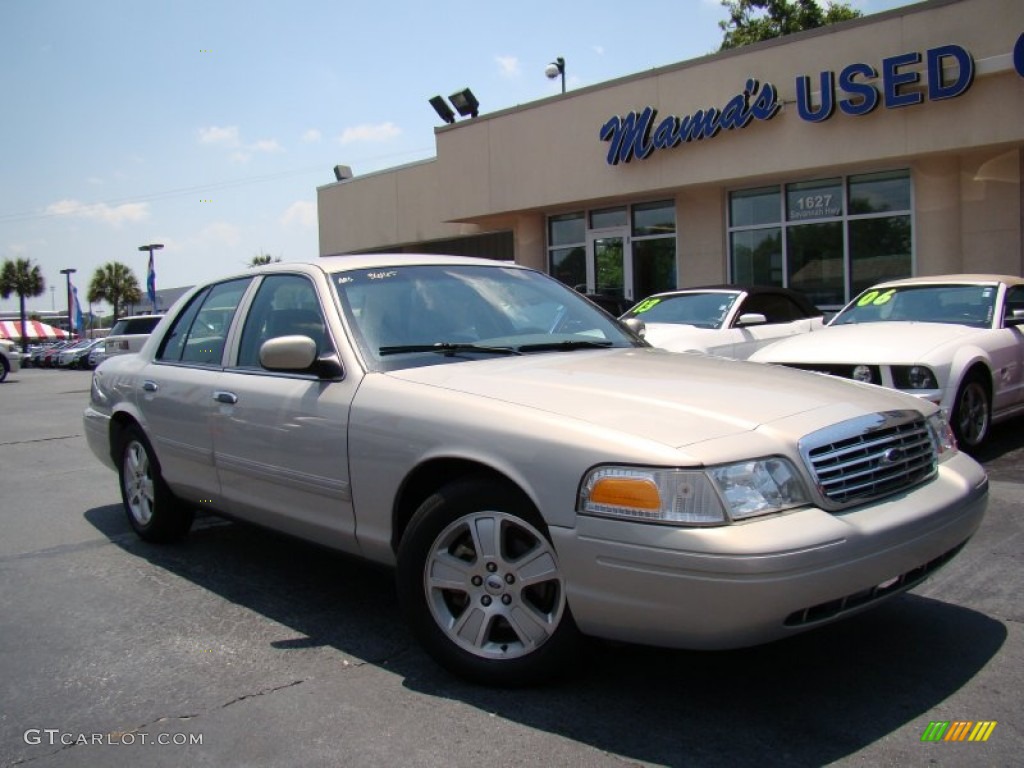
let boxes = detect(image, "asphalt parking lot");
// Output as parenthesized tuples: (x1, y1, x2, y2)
(1, 367, 1021, 767)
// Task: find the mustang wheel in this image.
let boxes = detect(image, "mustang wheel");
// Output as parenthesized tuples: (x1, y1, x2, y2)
(951, 374, 990, 452)
(118, 425, 193, 542)
(397, 477, 579, 686)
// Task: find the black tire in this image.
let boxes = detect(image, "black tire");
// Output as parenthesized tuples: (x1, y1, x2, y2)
(0, 358, 8, 383)
(951, 372, 990, 452)
(396, 476, 580, 686)
(117, 425, 193, 542)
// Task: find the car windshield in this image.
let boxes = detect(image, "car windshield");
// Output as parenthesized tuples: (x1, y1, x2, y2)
(620, 292, 740, 329)
(332, 264, 640, 370)
(830, 284, 996, 328)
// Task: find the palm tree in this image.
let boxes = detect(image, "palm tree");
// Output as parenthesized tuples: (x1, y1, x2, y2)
(87, 262, 142, 324)
(0, 258, 46, 353)
(249, 253, 281, 268)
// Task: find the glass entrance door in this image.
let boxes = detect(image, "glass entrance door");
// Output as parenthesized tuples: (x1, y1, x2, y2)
(586, 229, 632, 301)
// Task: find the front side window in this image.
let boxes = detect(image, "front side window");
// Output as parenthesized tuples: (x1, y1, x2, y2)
(236, 274, 332, 369)
(156, 278, 250, 365)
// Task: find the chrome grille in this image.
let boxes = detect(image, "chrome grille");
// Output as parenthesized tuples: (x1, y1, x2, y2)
(799, 410, 937, 509)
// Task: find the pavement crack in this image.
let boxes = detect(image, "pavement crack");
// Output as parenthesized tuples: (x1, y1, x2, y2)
(221, 679, 305, 709)
(0, 434, 82, 447)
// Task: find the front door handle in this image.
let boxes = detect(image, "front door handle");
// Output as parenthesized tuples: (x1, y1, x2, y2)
(213, 391, 238, 404)
(142, 380, 158, 392)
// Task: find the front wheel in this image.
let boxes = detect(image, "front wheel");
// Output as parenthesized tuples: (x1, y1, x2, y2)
(118, 425, 193, 542)
(396, 477, 580, 686)
(951, 374, 990, 452)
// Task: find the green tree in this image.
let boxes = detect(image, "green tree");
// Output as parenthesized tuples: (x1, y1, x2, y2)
(0, 258, 46, 352)
(248, 253, 282, 268)
(87, 262, 142, 324)
(719, 0, 861, 50)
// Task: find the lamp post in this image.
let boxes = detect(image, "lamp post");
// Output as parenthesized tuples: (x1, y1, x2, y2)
(59, 268, 76, 339)
(545, 57, 566, 94)
(138, 243, 163, 312)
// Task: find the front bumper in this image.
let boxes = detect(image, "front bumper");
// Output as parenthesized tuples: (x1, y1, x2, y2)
(552, 451, 988, 650)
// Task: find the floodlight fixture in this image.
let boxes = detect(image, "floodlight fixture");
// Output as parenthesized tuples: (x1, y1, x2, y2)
(333, 164, 353, 181)
(448, 88, 479, 118)
(429, 95, 456, 124)
(545, 56, 566, 93)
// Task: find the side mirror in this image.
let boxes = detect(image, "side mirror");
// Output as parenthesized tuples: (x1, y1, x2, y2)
(736, 312, 768, 327)
(259, 335, 317, 371)
(260, 336, 344, 379)
(622, 317, 646, 338)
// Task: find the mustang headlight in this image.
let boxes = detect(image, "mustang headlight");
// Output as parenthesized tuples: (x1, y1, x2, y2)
(892, 365, 938, 390)
(579, 459, 809, 526)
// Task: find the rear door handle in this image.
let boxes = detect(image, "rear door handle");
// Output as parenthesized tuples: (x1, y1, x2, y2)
(213, 391, 238, 405)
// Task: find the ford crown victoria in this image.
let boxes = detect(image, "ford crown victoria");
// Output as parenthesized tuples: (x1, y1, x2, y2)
(84, 256, 988, 685)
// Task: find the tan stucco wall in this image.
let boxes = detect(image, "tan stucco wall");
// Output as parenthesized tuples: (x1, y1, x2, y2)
(319, 0, 1024, 282)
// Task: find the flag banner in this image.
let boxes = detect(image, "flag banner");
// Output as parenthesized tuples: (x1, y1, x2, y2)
(147, 252, 157, 307)
(72, 285, 84, 333)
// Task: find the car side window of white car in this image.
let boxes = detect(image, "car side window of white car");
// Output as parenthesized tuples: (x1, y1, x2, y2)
(236, 274, 332, 369)
(156, 279, 251, 366)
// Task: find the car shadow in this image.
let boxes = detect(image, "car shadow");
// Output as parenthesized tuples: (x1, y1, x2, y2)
(970, 417, 1024, 482)
(85, 504, 1006, 767)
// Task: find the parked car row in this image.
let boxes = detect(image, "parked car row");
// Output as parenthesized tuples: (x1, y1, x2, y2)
(619, 274, 1024, 452)
(85, 256, 990, 685)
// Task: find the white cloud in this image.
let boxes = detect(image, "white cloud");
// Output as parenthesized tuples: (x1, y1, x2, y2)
(250, 138, 283, 153)
(198, 125, 240, 146)
(496, 55, 520, 78)
(592, 45, 605, 55)
(197, 221, 242, 247)
(302, 129, 322, 143)
(45, 199, 150, 226)
(281, 200, 316, 229)
(337, 122, 401, 144)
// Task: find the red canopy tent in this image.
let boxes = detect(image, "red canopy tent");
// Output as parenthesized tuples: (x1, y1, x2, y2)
(0, 320, 71, 341)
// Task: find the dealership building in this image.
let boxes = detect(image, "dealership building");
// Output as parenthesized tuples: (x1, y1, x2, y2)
(318, 0, 1024, 310)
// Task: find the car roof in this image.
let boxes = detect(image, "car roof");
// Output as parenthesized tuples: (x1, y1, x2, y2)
(866, 274, 1024, 289)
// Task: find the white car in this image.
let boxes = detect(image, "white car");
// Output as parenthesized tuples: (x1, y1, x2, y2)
(620, 286, 825, 359)
(750, 274, 1024, 451)
(99, 314, 164, 363)
(0, 338, 20, 382)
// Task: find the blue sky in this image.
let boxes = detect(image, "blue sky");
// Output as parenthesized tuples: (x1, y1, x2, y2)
(0, 0, 910, 315)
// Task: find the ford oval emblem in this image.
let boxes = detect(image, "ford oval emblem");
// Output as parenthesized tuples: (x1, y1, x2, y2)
(881, 448, 904, 464)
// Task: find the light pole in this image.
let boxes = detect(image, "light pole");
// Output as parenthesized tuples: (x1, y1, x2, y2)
(59, 268, 76, 338)
(545, 56, 566, 94)
(138, 243, 163, 312)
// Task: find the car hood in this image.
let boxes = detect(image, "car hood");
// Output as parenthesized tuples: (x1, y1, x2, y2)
(750, 321, 981, 363)
(385, 348, 920, 449)
(640, 323, 715, 350)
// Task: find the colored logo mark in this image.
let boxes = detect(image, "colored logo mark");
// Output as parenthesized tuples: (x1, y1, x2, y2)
(921, 721, 997, 742)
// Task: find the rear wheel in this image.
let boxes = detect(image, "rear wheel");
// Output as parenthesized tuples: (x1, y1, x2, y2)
(118, 425, 193, 542)
(396, 477, 580, 686)
(0, 358, 8, 382)
(951, 373, 990, 452)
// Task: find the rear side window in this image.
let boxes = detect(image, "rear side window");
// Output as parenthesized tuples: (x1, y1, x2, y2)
(109, 316, 163, 336)
(157, 279, 251, 365)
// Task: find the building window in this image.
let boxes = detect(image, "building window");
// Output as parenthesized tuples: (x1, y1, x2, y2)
(549, 212, 586, 289)
(631, 201, 676, 300)
(728, 170, 911, 307)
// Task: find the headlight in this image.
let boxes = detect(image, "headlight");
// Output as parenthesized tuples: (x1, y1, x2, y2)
(852, 364, 875, 383)
(579, 459, 809, 526)
(892, 365, 938, 390)
(926, 411, 957, 460)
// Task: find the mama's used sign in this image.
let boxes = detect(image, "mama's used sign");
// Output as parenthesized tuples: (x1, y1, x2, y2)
(600, 32, 1024, 166)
